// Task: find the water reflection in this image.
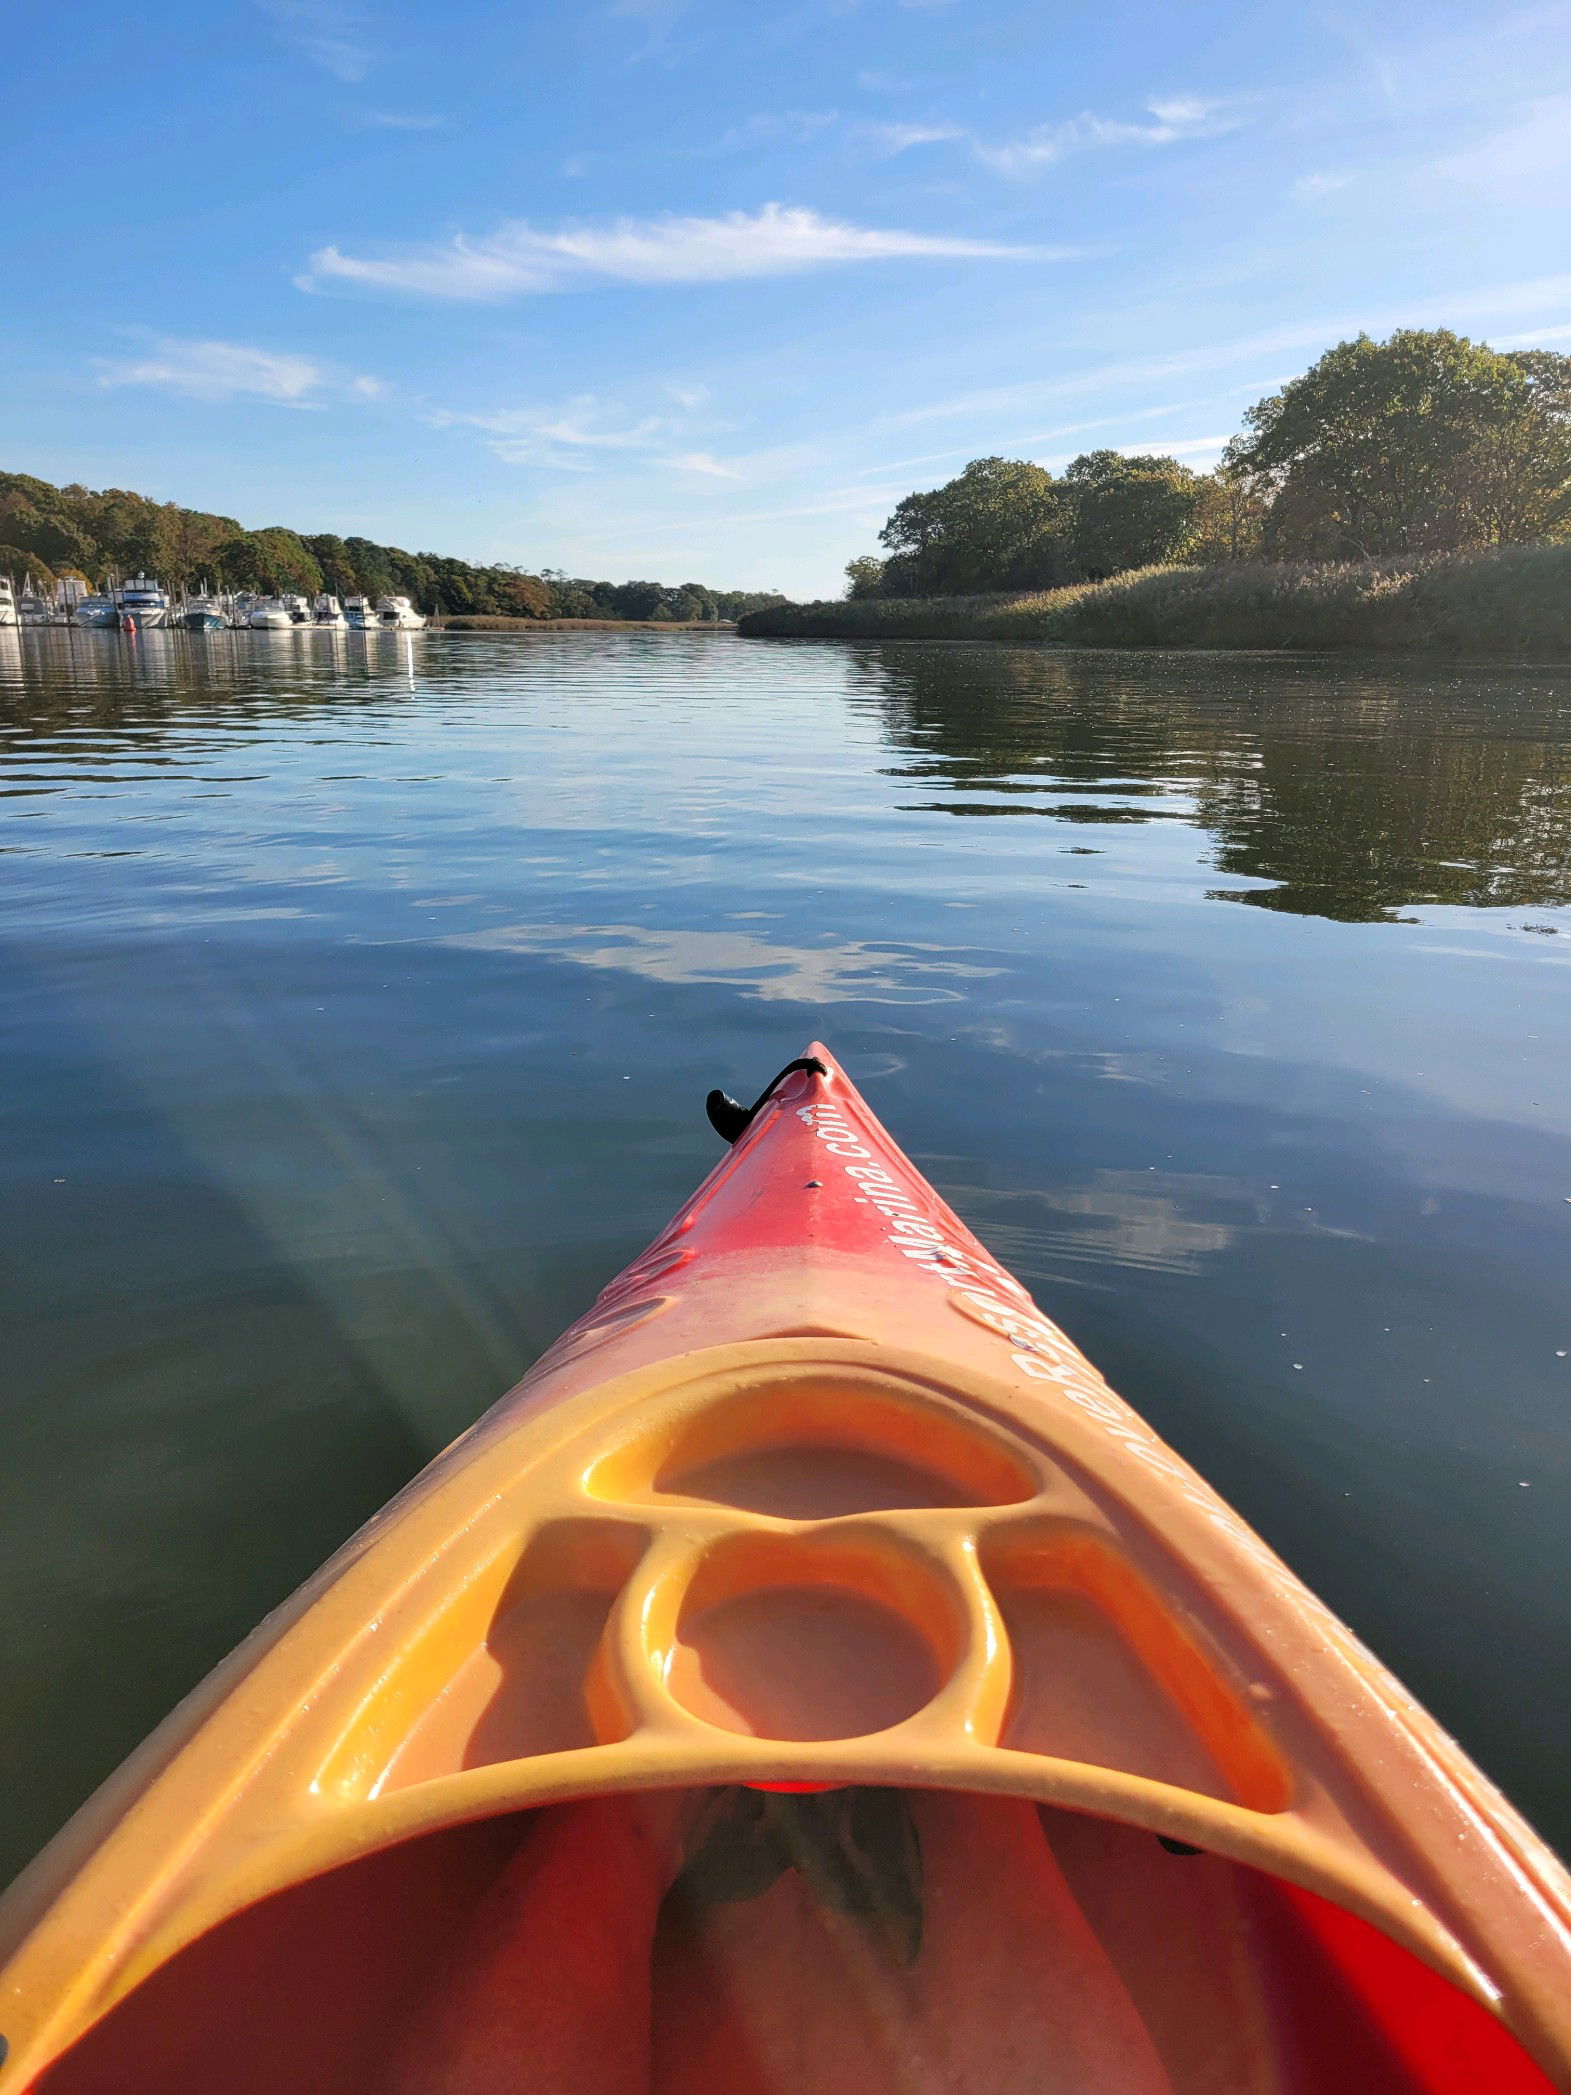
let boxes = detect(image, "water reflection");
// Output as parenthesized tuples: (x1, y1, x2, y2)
(446, 922, 998, 1004)
(2, 626, 1569, 1887)
(868, 647, 1571, 922)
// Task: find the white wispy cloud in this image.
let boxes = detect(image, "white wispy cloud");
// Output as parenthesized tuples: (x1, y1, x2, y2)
(1435, 94, 1571, 203)
(362, 110, 443, 130)
(1497, 322, 1571, 345)
(846, 399, 1252, 481)
(430, 385, 757, 479)
(431, 396, 677, 467)
(1119, 434, 1232, 458)
(978, 95, 1242, 176)
(566, 110, 839, 175)
(882, 274, 1571, 432)
(859, 119, 967, 157)
(94, 337, 346, 405)
(528, 414, 665, 448)
(607, 0, 693, 59)
(658, 450, 745, 478)
(693, 110, 841, 156)
(259, 0, 370, 79)
(299, 202, 1050, 300)
(1291, 170, 1355, 201)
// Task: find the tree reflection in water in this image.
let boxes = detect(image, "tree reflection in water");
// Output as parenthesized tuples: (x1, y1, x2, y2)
(863, 645, 1571, 923)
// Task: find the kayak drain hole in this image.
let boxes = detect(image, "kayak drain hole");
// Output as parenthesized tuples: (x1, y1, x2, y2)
(664, 1533, 963, 1742)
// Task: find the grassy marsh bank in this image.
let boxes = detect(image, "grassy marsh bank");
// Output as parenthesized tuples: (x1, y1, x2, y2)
(739, 544, 1571, 658)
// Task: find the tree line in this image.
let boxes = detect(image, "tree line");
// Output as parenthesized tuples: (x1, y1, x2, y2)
(844, 329, 1571, 600)
(0, 471, 787, 623)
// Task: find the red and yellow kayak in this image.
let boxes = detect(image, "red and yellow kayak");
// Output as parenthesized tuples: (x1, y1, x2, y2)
(2, 1046, 1568, 2091)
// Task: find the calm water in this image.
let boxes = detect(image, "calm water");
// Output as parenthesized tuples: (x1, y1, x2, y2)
(2, 625, 1569, 1880)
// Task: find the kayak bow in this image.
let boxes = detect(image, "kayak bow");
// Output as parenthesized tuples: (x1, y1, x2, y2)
(2, 1045, 1568, 2091)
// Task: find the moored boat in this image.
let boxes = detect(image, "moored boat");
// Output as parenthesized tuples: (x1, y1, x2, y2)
(0, 1047, 1567, 2092)
(17, 576, 52, 625)
(71, 592, 118, 629)
(376, 592, 427, 629)
(0, 575, 17, 627)
(247, 597, 293, 630)
(179, 587, 227, 632)
(111, 576, 169, 629)
(313, 593, 347, 627)
(343, 593, 376, 629)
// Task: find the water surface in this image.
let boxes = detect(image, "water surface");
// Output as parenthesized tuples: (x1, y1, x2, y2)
(2, 625, 1568, 1878)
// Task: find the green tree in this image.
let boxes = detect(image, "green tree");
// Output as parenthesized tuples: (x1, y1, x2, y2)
(844, 555, 887, 599)
(665, 582, 717, 620)
(713, 589, 787, 620)
(304, 534, 362, 598)
(343, 537, 395, 600)
(1063, 451, 1207, 577)
(610, 580, 667, 619)
(0, 485, 97, 574)
(211, 528, 322, 593)
(1185, 468, 1267, 564)
(118, 507, 180, 581)
(879, 456, 1067, 595)
(1230, 330, 1571, 559)
(543, 576, 602, 618)
(163, 502, 242, 586)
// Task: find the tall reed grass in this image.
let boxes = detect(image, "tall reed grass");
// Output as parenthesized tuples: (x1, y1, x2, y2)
(737, 545, 1571, 657)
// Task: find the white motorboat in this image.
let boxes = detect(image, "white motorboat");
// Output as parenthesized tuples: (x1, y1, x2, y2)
(113, 576, 170, 629)
(73, 592, 119, 629)
(53, 576, 90, 618)
(17, 577, 51, 625)
(376, 594, 427, 630)
(313, 594, 347, 627)
(0, 577, 16, 628)
(180, 591, 228, 632)
(282, 594, 314, 625)
(248, 597, 294, 630)
(343, 595, 376, 629)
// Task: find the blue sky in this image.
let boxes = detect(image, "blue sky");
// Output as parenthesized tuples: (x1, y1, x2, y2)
(7, 0, 1571, 595)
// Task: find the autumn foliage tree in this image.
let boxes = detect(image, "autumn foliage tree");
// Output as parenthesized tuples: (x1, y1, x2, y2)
(0, 468, 784, 616)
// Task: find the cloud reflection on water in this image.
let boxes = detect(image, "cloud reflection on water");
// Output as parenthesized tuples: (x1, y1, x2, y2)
(444, 921, 1000, 1004)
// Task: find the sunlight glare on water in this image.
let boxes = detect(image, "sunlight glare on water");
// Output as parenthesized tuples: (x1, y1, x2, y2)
(2, 623, 1569, 1877)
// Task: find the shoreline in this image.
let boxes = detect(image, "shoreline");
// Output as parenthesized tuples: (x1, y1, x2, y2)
(737, 545, 1571, 659)
(431, 615, 735, 633)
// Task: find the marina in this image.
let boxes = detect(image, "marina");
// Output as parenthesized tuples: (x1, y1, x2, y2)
(0, 571, 429, 633)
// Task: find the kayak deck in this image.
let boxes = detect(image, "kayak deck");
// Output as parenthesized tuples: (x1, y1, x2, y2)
(2, 1046, 1568, 2090)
